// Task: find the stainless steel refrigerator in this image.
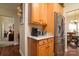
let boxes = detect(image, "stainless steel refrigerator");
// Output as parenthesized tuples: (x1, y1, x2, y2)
(54, 12, 65, 56)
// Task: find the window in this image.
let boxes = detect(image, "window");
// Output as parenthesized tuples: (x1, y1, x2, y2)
(69, 23, 77, 32)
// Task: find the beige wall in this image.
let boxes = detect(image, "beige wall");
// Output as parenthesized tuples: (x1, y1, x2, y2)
(19, 4, 25, 56)
(20, 22, 25, 55)
(24, 3, 28, 56)
(14, 17, 20, 43)
(20, 3, 28, 56)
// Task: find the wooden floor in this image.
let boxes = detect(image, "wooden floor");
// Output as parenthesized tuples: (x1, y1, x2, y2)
(1, 43, 79, 56)
(0, 45, 21, 56)
(64, 46, 79, 56)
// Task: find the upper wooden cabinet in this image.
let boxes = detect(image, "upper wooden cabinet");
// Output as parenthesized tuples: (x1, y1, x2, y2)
(31, 4, 47, 26)
(40, 4, 47, 26)
(31, 4, 40, 24)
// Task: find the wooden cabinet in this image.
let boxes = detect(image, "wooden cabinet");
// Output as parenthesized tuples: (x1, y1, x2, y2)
(28, 38, 37, 56)
(28, 37, 54, 56)
(47, 39, 54, 56)
(31, 4, 47, 26)
(38, 45, 47, 56)
(37, 39, 48, 56)
(39, 4, 47, 25)
(31, 4, 40, 24)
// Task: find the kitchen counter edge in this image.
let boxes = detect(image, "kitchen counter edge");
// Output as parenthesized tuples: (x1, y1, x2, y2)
(28, 35, 54, 40)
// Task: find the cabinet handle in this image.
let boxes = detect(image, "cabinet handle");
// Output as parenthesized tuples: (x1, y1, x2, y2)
(46, 46, 52, 48)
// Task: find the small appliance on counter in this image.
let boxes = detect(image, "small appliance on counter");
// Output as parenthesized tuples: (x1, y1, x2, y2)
(31, 27, 40, 36)
(31, 27, 46, 36)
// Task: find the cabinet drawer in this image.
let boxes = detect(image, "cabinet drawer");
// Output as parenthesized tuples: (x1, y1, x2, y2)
(48, 42, 53, 47)
(48, 39, 53, 43)
(38, 39, 48, 46)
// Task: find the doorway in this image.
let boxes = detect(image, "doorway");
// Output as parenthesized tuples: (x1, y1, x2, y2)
(65, 10, 79, 56)
(0, 3, 20, 47)
(0, 16, 19, 47)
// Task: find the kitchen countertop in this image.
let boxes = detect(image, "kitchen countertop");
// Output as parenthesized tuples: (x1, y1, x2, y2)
(28, 34, 54, 40)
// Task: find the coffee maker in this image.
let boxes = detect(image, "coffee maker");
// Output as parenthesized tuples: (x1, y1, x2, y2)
(31, 27, 41, 36)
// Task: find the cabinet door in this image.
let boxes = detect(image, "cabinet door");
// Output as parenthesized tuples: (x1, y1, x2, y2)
(48, 42, 54, 56)
(38, 39, 48, 56)
(38, 45, 47, 56)
(31, 4, 40, 24)
(28, 38, 37, 56)
(38, 39, 54, 56)
(47, 38, 54, 56)
(40, 4, 47, 25)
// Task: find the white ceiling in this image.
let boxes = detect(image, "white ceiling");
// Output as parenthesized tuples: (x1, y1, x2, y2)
(64, 3, 79, 12)
(64, 3, 79, 16)
(0, 3, 18, 12)
(0, 3, 18, 17)
(64, 3, 79, 22)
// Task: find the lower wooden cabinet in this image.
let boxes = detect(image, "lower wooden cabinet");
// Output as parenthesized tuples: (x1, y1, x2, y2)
(38, 45, 47, 56)
(28, 37, 54, 56)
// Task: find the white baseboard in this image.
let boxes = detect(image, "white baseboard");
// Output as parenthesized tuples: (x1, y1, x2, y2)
(19, 49, 24, 56)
